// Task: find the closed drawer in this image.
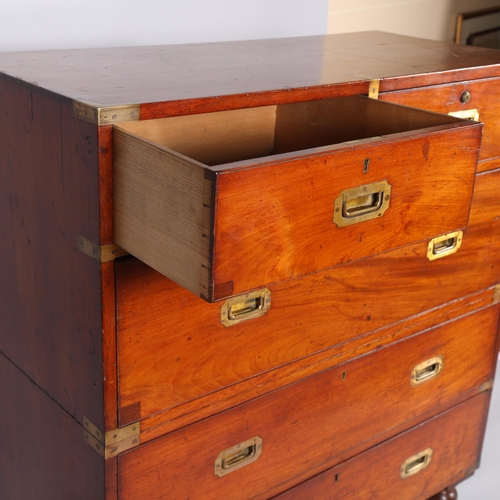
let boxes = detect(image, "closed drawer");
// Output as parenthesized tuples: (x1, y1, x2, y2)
(117, 306, 498, 499)
(275, 392, 490, 500)
(113, 96, 481, 301)
(380, 77, 500, 171)
(116, 169, 500, 429)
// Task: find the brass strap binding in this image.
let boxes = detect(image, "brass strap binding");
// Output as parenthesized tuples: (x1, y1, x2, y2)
(368, 79, 380, 99)
(73, 100, 140, 125)
(449, 109, 480, 122)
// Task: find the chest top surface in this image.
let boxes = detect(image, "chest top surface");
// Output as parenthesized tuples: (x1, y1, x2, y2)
(1, 31, 500, 111)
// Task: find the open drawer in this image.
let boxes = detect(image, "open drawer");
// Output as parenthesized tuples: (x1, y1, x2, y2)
(113, 96, 482, 301)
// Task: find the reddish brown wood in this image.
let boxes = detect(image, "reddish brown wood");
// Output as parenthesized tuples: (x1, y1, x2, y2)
(116, 166, 500, 429)
(428, 486, 458, 500)
(98, 125, 114, 245)
(105, 457, 118, 500)
(469, 169, 500, 225)
(213, 124, 480, 297)
(0, 33, 500, 116)
(380, 77, 500, 167)
(273, 394, 487, 500)
(0, 79, 104, 427)
(137, 287, 495, 442)
(117, 309, 496, 500)
(0, 353, 105, 499)
(102, 260, 118, 432)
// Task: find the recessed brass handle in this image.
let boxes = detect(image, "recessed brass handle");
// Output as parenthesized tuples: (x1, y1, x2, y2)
(333, 180, 391, 227)
(449, 109, 479, 121)
(427, 231, 463, 261)
(220, 289, 271, 327)
(214, 436, 263, 477)
(401, 448, 433, 479)
(411, 356, 444, 386)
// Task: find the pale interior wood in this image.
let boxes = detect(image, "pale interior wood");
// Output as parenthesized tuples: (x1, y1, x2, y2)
(118, 96, 463, 167)
(113, 127, 212, 299)
(273, 96, 463, 154)
(118, 106, 277, 166)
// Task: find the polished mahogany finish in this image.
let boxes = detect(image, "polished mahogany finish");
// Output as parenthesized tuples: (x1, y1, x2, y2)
(274, 394, 488, 500)
(0, 78, 104, 427)
(380, 77, 500, 169)
(116, 167, 500, 430)
(0, 32, 499, 116)
(0, 353, 105, 500)
(2, 31, 500, 499)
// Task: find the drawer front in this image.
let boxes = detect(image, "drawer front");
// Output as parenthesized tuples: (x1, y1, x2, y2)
(116, 169, 500, 428)
(380, 77, 500, 171)
(275, 392, 490, 500)
(114, 96, 481, 301)
(117, 306, 498, 500)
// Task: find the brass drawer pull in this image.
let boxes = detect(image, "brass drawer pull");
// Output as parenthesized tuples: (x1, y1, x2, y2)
(333, 180, 391, 227)
(449, 109, 480, 121)
(401, 448, 433, 479)
(221, 289, 271, 327)
(411, 356, 444, 386)
(215, 436, 263, 477)
(427, 231, 463, 261)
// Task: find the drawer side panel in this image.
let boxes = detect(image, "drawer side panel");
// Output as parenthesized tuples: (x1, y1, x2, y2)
(113, 127, 214, 300)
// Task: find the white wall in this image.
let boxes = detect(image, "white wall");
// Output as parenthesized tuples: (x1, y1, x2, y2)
(0, 0, 329, 52)
(328, 0, 500, 41)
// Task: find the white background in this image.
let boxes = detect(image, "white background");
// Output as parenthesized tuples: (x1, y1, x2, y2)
(0, 0, 329, 52)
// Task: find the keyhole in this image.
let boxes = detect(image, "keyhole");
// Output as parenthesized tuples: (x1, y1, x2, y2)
(364, 158, 370, 173)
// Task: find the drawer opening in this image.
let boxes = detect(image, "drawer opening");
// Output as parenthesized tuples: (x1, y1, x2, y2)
(116, 96, 463, 167)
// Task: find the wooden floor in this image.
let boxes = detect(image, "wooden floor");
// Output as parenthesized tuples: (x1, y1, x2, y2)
(457, 356, 500, 499)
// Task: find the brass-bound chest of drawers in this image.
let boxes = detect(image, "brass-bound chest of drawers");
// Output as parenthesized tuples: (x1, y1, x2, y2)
(1, 31, 500, 499)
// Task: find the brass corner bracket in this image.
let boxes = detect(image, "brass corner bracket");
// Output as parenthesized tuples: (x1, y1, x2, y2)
(78, 235, 128, 263)
(73, 100, 140, 125)
(83, 416, 140, 459)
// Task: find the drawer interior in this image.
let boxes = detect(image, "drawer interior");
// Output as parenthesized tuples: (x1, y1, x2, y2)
(116, 95, 464, 167)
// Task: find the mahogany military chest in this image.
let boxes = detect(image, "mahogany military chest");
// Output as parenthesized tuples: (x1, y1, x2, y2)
(1, 31, 500, 499)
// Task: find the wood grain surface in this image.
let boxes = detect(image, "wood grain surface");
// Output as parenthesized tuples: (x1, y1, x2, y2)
(117, 308, 497, 500)
(213, 122, 480, 298)
(0, 353, 105, 500)
(116, 166, 500, 430)
(274, 392, 490, 500)
(380, 76, 500, 169)
(113, 126, 213, 299)
(2, 32, 500, 116)
(0, 80, 104, 427)
(114, 101, 481, 300)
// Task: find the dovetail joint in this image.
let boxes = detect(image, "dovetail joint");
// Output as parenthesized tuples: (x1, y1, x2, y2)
(83, 416, 140, 459)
